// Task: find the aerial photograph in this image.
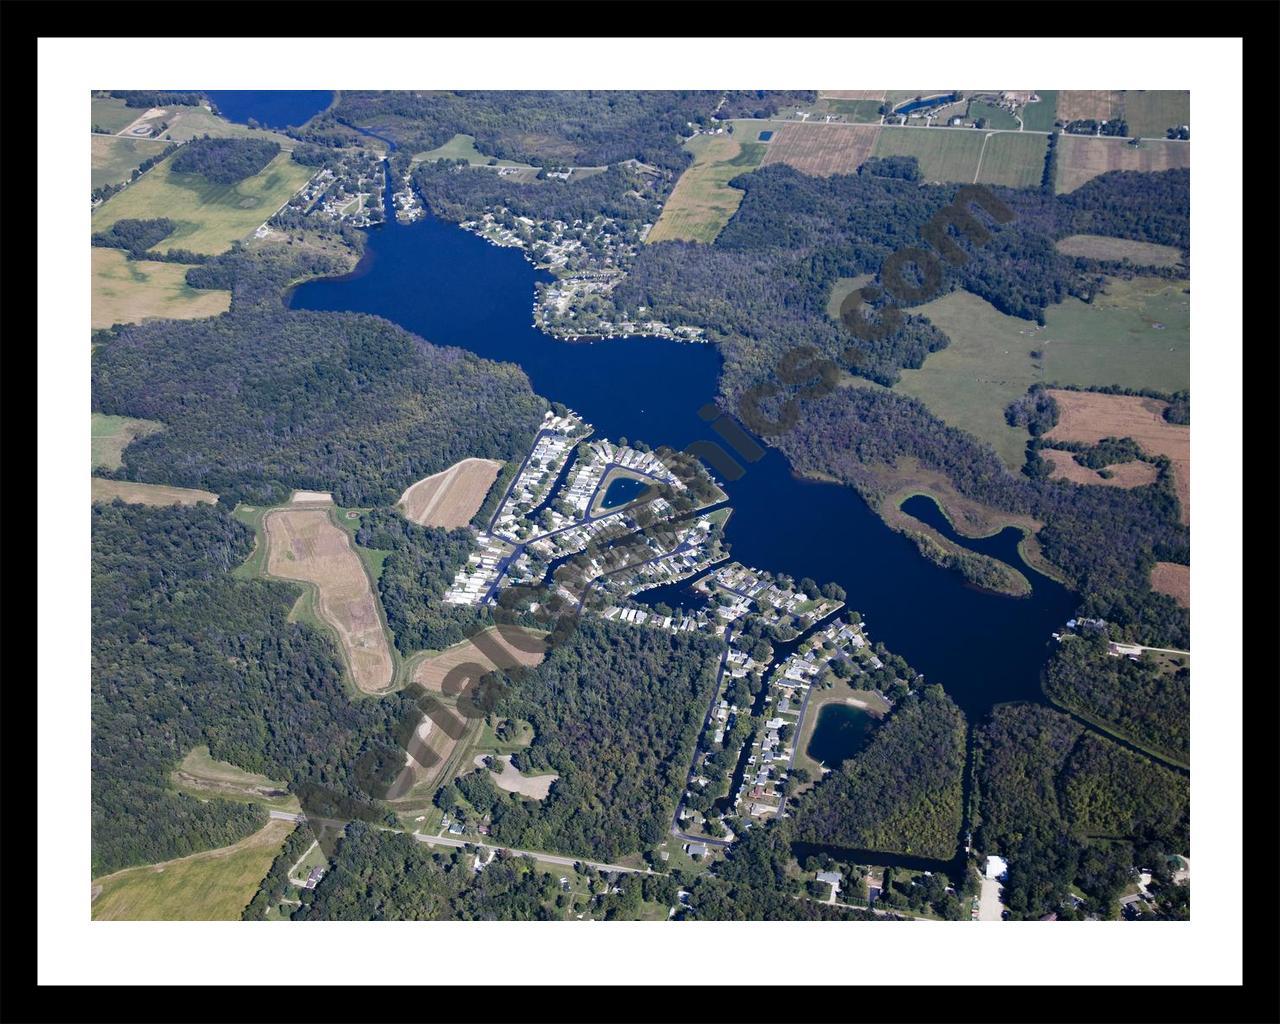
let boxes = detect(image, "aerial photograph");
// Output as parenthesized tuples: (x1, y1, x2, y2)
(81, 83, 1201, 932)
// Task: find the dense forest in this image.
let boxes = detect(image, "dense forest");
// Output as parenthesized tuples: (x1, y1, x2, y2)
(171, 136, 281, 184)
(91, 218, 177, 256)
(439, 618, 722, 861)
(354, 509, 480, 652)
(91, 502, 415, 876)
(90, 308, 545, 506)
(791, 685, 967, 861)
(109, 90, 205, 108)
(972, 703, 1189, 919)
(1043, 635, 1189, 764)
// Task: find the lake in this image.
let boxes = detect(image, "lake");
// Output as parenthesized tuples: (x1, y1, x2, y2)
(289, 141, 1078, 725)
(600, 476, 650, 510)
(806, 703, 877, 768)
(203, 90, 333, 129)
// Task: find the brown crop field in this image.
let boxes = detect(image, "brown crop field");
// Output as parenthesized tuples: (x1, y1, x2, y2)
(1150, 561, 1189, 609)
(398, 457, 503, 528)
(818, 90, 885, 101)
(1044, 390, 1189, 523)
(1040, 450, 1160, 490)
(1056, 136, 1190, 193)
(474, 753, 558, 800)
(759, 123, 880, 176)
(1054, 234, 1184, 267)
(1057, 90, 1124, 122)
(414, 626, 547, 692)
(92, 478, 219, 506)
(264, 507, 394, 693)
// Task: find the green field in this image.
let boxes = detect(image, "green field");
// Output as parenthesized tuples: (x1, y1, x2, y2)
(1121, 90, 1190, 139)
(171, 745, 301, 811)
(1020, 91, 1059, 132)
(410, 133, 532, 168)
(826, 275, 874, 319)
(967, 100, 1020, 130)
(871, 127, 986, 183)
(827, 99, 884, 122)
(91, 96, 140, 134)
(91, 412, 163, 470)
(91, 134, 171, 189)
(1055, 234, 1184, 268)
(91, 819, 294, 920)
(648, 133, 766, 244)
(974, 131, 1049, 188)
(888, 279, 1190, 468)
(92, 247, 230, 329)
(91, 150, 313, 256)
(230, 504, 272, 579)
(161, 104, 296, 147)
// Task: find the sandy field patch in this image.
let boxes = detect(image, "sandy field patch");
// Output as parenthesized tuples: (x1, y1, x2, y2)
(264, 507, 394, 693)
(290, 490, 334, 504)
(1044, 390, 1189, 523)
(819, 91, 885, 101)
(92, 478, 219, 506)
(474, 753, 558, 800)
(1054, 234, 1183, 267)
(1040, 450, 1160, 489)
(398, 458, 502, 528)
(760, 123, 880, 176)
(414, 626, 547, 692)
(1056, 136, 1190, 193)
(1057, 90, 1123, 122)
(1150, 562, 1189, 609)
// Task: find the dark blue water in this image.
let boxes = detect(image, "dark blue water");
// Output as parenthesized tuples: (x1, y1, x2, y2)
(894, 93, 959, 115)
(901, 494, 1028, 566)
(203, 90, 333, 129)
(289, 208, 1078, 722)
(806, 704, 877, 768)
(600, 476, 649, 510)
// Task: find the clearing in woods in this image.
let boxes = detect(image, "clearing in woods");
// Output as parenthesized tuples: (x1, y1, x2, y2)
(91, 478, 219, 506)
(91, 134, 172, 189)
(92, 247, 230, 329)
(413, 626, 548, 692)
(1149, 562, 1189, 609)
(91, 818, 294, 920)
(1055, 135, 1190, 193)
(170, 745, 301, 812)
(90, 150, 313, 256)
(474, 753, 559, 800)
(91, 412, 163, 470)
(759, 122, 881, 176)
(1054, 234, 1184, 267)
(398, 458, 503, 528)
(264, 507, 395, 693)
(1043, 390, 1189, 524)
(648, 132, 766, 244)
(410, 133, 532, 168)
(1039, 450, 1160, 489)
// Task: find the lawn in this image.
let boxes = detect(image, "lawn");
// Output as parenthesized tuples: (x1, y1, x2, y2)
(891, 278, 1189, 469)
(91, 134, 172, 189)
(1120, 91, 1190, 139)
(91, 412, 163, 470)
(91, 150, 314, 256)
(410, 133, 532, 168)
(647, 133, 766, 244)
(1019, 90, 1059, 132)
(92, 96, 141, 134)
(871, 127, 987, 184)
(91, 819, 294, 920)
(826, 99, 884, 122)
(973, 131, 1048, 188)
(91, 247, 230, 329)
(967, 100, 1020, 130)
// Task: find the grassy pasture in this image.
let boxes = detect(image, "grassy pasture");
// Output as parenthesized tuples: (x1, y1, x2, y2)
(1121, 91, 1190, 139)
(1054, 234, 1184, 267)
(410, 133, 532, 168)
(161, 105, 296, 147)
(1055, 135, 1190, 193)
(973, 131, 1049, 188)
(91, 248, 230, 329)
(967, 100, 1019, 130)
(871, 127, 985, 183)
(91, 96, 140, 134)
(91, 134, 171, 189)
(1149, 562, 1189, 609)
(648, 133, 766, 244)
(91, 412, 163, 470)
(1019, 90, 1058, 132)
(825, 274, 874, 320)
(91, 819, 294, 920)
(826, 99, 885, 122)
(91, 150, 313, 256)
(91, 478, 219, 506)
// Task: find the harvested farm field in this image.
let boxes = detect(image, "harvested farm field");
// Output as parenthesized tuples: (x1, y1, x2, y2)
(474, 753, 558, 799)
(91, 478, 219, 506)
(264, 507, 394, 693)
(1044, 390, 1189, 524)
(1056, 90, 1124, 122)
(759, 122, 880, 176)
(414, 626, 547, 692)
(1150, 561, 1189, 609)
(1040, 450, 1160, 490)
(398, 457, 502, 528)
(1056, 135, 1190, 193)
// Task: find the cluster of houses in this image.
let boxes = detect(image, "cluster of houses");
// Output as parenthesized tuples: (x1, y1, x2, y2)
(695, 563, 841, 636)
(392, 169, 425, 224)
(442, 533, 514, 606)
(272, 150, 385, 230)
(490, 411, 589, 542)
